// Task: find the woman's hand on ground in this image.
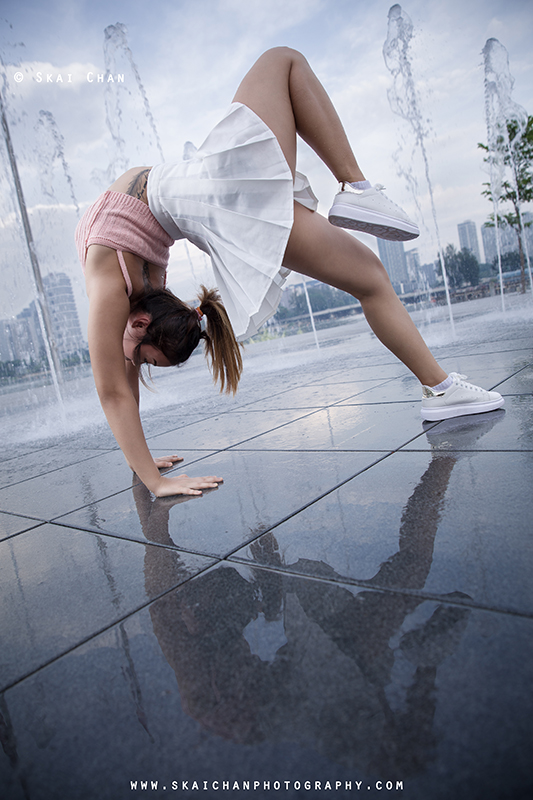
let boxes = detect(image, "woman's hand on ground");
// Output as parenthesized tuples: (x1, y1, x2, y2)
(153, 454, 184, 469)
(153, 473, 223, 497)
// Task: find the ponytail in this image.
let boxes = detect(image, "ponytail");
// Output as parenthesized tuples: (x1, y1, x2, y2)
(131, 287, 243, 394)
(196, 285, 243, 395)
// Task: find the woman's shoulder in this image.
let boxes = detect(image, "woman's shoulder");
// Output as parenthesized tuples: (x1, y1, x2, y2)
(107, 167, 152, 204)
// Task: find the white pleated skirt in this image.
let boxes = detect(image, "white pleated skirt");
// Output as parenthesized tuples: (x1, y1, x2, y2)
(147, 102, 318, 341)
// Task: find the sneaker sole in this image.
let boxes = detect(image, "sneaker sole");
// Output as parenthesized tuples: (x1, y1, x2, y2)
(421, 397, 504, 421)
(328, 203, 419, 241)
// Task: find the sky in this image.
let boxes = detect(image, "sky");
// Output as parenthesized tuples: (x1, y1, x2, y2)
(1, 0, 532, 333)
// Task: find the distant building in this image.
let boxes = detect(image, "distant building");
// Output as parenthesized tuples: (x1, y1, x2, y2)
(43, 272, 84, 356)
(481, 222, 517, 264)
(377, 239, 409, 287)
(0, 272, 84, 363)
(13, 308, 44, 361)
(419, 261, 438, 288)
(405, 248, 421, 281)
(0, 321, 15, 362)
(458, 220, 481, 262)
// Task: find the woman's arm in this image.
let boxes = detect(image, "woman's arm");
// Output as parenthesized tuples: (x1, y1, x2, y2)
(85, 247, 222, 496)
(125, 358, 183, 470)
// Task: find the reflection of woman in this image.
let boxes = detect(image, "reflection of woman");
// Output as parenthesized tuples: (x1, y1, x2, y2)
(138, 435, 478, 775)
(77, 47, 503, 496)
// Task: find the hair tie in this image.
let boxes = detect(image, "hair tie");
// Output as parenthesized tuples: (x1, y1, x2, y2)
(195, 306, 207, 332)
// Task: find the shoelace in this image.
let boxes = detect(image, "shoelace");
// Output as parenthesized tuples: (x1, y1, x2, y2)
(450, 373, 484, 393)
(341, 182, 387, 193)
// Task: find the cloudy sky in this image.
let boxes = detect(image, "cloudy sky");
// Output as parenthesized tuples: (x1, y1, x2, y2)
(1, 0, 532, 331)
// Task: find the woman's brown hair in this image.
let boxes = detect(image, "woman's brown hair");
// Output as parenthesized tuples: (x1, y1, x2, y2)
(131, 286, 243, 394)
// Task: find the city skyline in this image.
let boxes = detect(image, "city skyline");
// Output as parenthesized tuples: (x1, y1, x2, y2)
(0, 272, 85, 364)
(0, 0, 531, 333)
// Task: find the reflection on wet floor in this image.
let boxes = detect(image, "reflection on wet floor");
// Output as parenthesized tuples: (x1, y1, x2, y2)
(149, 565, 470, 776)
(0, 315, 532, 800)
(137, 437, 473, 776)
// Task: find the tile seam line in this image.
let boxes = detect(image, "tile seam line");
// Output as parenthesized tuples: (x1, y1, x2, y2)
(6, 543, 529, 696)
(0, 522, 47, 543)
(222, 558, 533, 619)
(0, 555, 222, 695)
(51, 451, 402, 557)
(41, 433, 431, 525)
(0, 448, 121, 490)
(226, 447, 399, 453)
(0, 453, 223, 519)
(490, 362, 533, 390)
(146, 390, 427, 450)
(144, 402, 326, 445)
(46, 449, 396, 552)
(146, 407, 325, 451)
(224, 423, 441, 455)
(219, 450, 398, 561)
(400, 447, 533, 453)
(39, 520, 220, 559)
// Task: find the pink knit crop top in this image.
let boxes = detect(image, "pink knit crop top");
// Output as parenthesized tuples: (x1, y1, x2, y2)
(75, 191, 174, 296)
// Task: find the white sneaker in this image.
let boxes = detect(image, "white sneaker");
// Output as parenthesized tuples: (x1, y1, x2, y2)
(328, 183, 419, 241)
(421, 373, 504, 421)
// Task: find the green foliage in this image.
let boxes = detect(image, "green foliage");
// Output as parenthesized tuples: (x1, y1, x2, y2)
(491, 251, 521, 273)
(443, 245, 480, 288)
(478, 115, 533, 292)
(0, 360, 22, 378)
(478, 115, 533, 208)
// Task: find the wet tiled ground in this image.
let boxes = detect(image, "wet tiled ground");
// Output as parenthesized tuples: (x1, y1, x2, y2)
(1, 302, 532, 800)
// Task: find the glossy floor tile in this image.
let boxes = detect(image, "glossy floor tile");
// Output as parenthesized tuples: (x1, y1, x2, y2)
(231, 402, 425, 451)
(0, 446, 113, 490)
(0, 523, 215, 690)
(232, 379, 389, 411)
(0, 512, 42, 541)
(1, 306, 532, 800)
(231, 449, 533, 615)
(1, 564, 531, 800)
(413, 400, 532, 451)
(0, 450, 136, 519)
(57, 450, 382, 556)
(146, 408, 313, 451)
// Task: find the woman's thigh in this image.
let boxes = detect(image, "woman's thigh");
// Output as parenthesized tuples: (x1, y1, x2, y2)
(232, 47, 298, 175)
(284, 203, 391, 300)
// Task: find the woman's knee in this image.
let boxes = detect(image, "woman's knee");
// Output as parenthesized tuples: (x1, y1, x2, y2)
(258, 46, 306, 69)
(356, 259, 396, 302)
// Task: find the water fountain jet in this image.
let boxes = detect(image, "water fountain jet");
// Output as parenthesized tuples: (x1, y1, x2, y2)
(0, 82, 66, 419)
(383, 4, 455, 336)
(482, 38, 533, 308)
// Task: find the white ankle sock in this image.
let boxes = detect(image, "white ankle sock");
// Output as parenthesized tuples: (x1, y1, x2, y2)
(431, 375, 453, 392)
(349, 180, 371, 190)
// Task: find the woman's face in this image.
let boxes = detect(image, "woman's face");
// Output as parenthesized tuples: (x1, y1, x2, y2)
(123, 313, 172, 367)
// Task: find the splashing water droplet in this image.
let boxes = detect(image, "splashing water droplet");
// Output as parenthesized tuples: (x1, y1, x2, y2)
(35, 110, 80, 216)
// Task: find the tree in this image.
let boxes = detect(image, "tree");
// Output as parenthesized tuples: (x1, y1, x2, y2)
(278, 284, 354, 318)
(492, 250, 521, 273)
(443, 245, 480, 289)
(479, 115, 533, 293)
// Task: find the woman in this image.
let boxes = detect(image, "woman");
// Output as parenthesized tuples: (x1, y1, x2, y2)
(77, 48, 503, 497)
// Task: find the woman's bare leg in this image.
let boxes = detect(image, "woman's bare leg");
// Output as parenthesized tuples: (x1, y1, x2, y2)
(285, 204, 447, 387)
(233, 46, 364, 182)
(234, 47, 446, 386)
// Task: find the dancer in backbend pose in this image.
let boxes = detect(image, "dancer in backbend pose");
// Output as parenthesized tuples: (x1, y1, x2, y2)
(76, 48, 503, 496)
